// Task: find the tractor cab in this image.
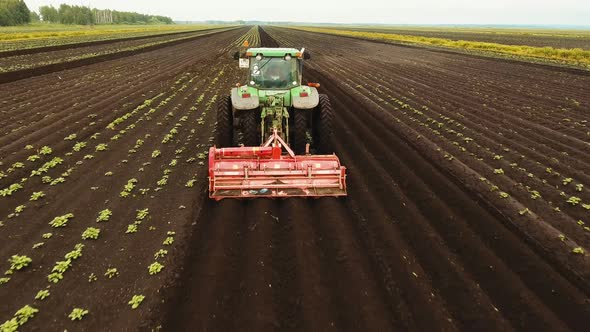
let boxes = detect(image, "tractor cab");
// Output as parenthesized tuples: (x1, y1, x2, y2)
(236, 48, 308, 89)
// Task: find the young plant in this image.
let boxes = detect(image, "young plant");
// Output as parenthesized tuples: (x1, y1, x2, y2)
(50, 177, 65, 185)
(136, 208, 149, 220)
(9, 255, 32, 271)
(13, 305, 37, 325)
(518, 208, 530, 216)
(572, 247, 585, 255)
(52, 260, 72, 274)
(72, 142, 87, 152)
(32, 242, 44, 249)
(64, 244, 84, 260)
(95, 143, 108, 152)
(148, 262, 164, 275)
(126, 224, 138, 234)
(30, 191, 45, 201)
(39, 146, 52, 155)
(567, 196, 581, 206)
(104, 268, 119, 278)
(49, 213, 74, 228)
(530, 191, 541, 200)
(120, 178, 138, 197)
(154, 249, 168, 259)
(81, 227, 100, 240)
(69, 308, 88, 321)
(35, 290, 50, 300)
(47, 272, 63, 283)
(157, 175, 169, 186)
(128, 295, 145, 309)
(96, 209, 112, 222)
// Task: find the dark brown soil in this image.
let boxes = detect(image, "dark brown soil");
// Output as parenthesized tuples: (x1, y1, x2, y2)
(0, 25, 589, 332)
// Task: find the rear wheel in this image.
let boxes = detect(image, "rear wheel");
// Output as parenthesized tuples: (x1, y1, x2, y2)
(314, 94, 334, 154)
(292, 108, 309, 154)
(238, 108, 259, 147)
(215, 96, 233, 147)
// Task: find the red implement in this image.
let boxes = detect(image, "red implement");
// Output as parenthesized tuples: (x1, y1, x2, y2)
(208, 130, 347, 200)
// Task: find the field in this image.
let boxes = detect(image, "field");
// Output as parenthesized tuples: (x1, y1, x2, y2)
(1, 25, 590, 331)
(293, 26, 590, 69)
(0, 24, 228, 52)
(334, 26, 590, 50)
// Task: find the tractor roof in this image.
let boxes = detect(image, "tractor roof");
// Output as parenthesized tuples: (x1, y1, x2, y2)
(246, 47, 301, 57)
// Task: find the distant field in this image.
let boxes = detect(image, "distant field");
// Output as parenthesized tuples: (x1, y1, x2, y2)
(293, 26, 590, 69)
(0, 24, 228, 52)
(342, 26, 590, 50)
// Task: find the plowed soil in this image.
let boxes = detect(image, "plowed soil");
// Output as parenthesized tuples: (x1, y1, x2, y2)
(1, 25, 589, 332)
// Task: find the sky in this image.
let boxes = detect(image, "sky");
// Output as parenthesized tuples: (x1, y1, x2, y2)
(24, 0, 590, 26)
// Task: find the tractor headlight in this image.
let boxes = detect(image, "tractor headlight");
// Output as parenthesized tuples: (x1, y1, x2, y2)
(285, 54, 292, 60)
(256, 54, 262, 60)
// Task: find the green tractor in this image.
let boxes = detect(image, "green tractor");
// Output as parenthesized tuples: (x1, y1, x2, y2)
(216, 47, 333, 154)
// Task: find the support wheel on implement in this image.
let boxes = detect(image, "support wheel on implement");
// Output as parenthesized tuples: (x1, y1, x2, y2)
(215, 96, 233, 147)
(314, 94, 334, 154)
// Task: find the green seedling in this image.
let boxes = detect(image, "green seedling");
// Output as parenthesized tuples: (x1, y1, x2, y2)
(82, 227, 100, 240)
(69, 308, 88, 321)
(96, 209, 112, 222)
(39, 146, 52, 155)
(154, 249, 168, 259)
(30, 191, 45, 201)
(148, 262, 164, 275)
(136, 208, 149, 220)
(126, 224, 138, 234)
(104, 268, 119, 278)
(49, 213, 74, 228)
(128, 295, 145, 309)
(35, 290, 50, 300)
(9, 255, 32, 271)
(567, 196, 581, 205)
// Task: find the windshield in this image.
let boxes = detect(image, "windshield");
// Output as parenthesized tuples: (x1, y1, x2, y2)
(249, 57, 300, 89)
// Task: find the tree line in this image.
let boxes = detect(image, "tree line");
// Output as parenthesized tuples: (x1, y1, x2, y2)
(0, 0, 32, 26)
(0, 1, 173, 26)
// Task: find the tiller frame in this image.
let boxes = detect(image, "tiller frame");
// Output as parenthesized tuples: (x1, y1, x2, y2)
(208, 129, 347, 200)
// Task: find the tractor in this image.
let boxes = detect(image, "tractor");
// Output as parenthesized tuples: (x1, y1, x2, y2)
(208, 47, 347, 199)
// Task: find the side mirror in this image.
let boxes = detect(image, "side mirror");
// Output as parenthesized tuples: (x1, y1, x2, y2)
(303, 51, 311, 60)
(233, 51, 240, 60)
